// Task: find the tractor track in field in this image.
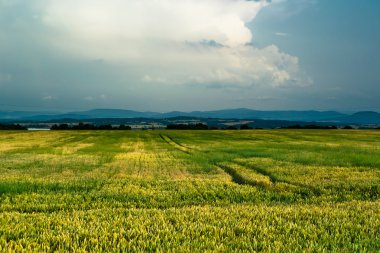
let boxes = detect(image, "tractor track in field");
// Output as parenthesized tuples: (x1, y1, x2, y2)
(233, 160, 324, 195)
(216, 163, 262, 186)
(159, 134, 274, 187)
(159, 133, 319, 196)
(159, 134, 191, 154)
(233, 161, 278, 184)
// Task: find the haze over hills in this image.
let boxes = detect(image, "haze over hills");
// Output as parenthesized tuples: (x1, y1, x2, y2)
(1, 108, 380, 125)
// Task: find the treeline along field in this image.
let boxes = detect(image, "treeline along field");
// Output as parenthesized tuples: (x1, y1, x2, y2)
(0, 130, 379, 251)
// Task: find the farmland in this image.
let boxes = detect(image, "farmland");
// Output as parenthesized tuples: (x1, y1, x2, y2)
(0, 130, 379, 252)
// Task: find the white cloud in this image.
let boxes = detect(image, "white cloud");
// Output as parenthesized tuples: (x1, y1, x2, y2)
(41, 0, 311, 88)
(84, 95, 108, 101)
(275, 32, 289, 36)
(42, 95, 56, 100)
(141, 44, 310, 88)
(44, 0, 265, 48)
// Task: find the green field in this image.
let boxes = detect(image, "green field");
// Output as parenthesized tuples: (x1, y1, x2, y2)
(0, 130, 379, 252)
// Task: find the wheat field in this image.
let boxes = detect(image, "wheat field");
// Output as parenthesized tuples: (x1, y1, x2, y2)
(0, 130, 379, 252)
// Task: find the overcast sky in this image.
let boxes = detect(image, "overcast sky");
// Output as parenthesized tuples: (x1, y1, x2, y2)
(0, 0, 379, 112)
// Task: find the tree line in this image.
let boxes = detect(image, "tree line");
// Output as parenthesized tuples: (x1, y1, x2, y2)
(281, 125, 338, 129)
(50, 123, 255, 130)
(166, 123, 256, 130)
(51, 123, 131, 130)
(1, 122, 376, 131)
(0, 123, 27, 130)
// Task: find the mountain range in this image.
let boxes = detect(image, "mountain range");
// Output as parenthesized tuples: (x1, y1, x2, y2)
(1, 108, 380, 125)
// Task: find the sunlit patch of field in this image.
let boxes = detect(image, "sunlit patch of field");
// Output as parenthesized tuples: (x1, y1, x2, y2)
(0, 131, 68, 154)
(111, 137, 194, 180)
(237, 157, 380, 186)
(0, 130, 379, 251)
(55, 143, 94, 155)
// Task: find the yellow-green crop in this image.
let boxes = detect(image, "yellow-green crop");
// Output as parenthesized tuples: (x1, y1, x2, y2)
(0, 130, 379, 252)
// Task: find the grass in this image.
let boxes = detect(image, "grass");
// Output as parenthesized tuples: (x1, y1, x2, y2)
(0, 130, 379, 252)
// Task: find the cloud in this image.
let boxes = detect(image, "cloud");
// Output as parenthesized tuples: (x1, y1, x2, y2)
(42, 95, 56, 100)
(142, 44, 310, 88)
(38, 0, 311, 88)
(43, 0, 266, 48)
(275, 32, 289, 36)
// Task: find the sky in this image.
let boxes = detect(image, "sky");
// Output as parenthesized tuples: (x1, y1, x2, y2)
(0, 0, 379, 112)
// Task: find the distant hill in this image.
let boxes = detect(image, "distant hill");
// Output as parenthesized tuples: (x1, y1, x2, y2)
(71, 109, 161, 119)
(1, 109, 160, 121)
(48, 109, 161, 120)
(1, 108, 379, 125)
(161, 109, 347, 121)
(331, 111, 380, 124)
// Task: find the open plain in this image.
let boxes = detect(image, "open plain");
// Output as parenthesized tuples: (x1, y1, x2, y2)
(0, 130, 379, 252)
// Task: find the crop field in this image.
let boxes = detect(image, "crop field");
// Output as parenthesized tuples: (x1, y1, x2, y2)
(0, 130, 379, 252)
